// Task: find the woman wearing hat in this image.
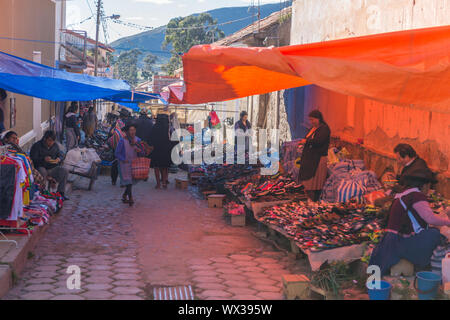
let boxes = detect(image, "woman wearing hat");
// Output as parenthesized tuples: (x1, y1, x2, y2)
(115, 123, 147, 206)
(370, 167, 450, 275)
(297, 110, 331, 202)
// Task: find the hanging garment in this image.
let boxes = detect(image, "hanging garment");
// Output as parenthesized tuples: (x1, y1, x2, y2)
(0, 163, 16, 219)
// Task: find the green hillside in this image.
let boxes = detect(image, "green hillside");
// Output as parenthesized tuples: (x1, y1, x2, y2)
(111, 1, 292, 68)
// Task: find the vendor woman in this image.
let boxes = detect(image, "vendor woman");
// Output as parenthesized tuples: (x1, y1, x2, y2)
(369, 168, 450, 275)
(297, 110, 330, 202)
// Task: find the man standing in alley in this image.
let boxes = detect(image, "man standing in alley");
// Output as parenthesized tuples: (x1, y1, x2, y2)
(30, 130, 70, 200)
(83, 105, 97, 138)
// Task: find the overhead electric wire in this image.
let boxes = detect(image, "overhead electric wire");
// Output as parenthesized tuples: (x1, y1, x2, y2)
(109, 14, 258, 32)
(66, 14, 94, 28)
(86, 0, 94, 16)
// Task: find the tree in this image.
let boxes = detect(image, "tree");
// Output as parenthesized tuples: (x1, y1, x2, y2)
(162, 13, 225, 75)
(115, 49, 142, 87)
(141, 53, 158, 80)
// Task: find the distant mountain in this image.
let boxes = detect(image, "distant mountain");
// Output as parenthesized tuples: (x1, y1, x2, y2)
(111, 1, 292, 69)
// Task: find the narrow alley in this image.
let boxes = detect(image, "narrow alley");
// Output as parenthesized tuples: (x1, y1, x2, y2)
(3, 173, 308, 300)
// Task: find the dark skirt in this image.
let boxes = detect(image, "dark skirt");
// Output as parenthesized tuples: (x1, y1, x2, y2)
(150, 146, 172, 168)
(299, 156, 328, 191)
(369, 228, 442, 276)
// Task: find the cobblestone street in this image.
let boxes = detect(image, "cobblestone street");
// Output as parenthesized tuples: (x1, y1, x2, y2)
(3, 172, 309, 300)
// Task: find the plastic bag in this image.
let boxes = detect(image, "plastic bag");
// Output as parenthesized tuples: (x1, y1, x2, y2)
(63, 147, 100, 175)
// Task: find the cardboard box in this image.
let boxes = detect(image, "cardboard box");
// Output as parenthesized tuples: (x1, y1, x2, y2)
(175, 178, 189, 190)
(231, 214, 246, 227)
(208, 194, 226, 208)
(282, 274, 310, 300)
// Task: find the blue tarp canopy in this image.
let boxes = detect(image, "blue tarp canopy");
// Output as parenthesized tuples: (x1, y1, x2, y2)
(106, 91, 161, 103)
(116, 102, 140, 112)
(0, 51, 161, 103)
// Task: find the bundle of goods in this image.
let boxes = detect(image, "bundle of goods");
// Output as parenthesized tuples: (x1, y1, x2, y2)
(257, 200, 384, 252)
(321, 160, 383, 203)
(227, 174, 306, 203)
(63, 147, 101, 175)
(196, 164, 259, 192)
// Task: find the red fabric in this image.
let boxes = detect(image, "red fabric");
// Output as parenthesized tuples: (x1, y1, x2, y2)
(131, 157, 151, 180)
(209, 111, 220, 127)
(176, 25, 450, 112)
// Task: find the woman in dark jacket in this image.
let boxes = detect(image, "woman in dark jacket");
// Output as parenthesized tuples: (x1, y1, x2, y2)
(297, 110, 330, 202)
(150, 113, 171, 189)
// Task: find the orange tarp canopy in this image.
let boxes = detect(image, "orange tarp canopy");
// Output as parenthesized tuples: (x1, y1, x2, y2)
(173, 25, 450, 112)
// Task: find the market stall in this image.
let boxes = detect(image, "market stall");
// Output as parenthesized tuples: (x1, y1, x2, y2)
(0, 144, 63, 246)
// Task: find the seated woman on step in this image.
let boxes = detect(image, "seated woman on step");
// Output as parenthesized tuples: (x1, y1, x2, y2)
(369, 167, 450, 275)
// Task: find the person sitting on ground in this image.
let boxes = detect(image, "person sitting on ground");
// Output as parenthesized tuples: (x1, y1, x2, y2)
(369, 167, 450, 276)
(2, 130, 25, 153)
(3, 130, 49, 189)
(30, 130, 69, 200)
(394, 143, 435, 189)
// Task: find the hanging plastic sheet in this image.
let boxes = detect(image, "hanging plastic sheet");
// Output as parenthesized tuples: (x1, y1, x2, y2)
(176, 25, 450, 113)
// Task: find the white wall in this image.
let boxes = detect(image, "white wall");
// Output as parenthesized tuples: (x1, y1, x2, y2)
(291, 0, 450, 45)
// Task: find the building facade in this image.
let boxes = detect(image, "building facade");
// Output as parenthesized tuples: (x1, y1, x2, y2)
(212, 7, 293, 143)
(0, 0, 66, 148)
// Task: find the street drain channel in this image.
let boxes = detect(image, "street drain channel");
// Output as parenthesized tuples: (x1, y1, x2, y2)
(152, 285, 195, 300)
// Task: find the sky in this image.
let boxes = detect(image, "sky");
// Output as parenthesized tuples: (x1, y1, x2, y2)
(66, 0, 281, 43)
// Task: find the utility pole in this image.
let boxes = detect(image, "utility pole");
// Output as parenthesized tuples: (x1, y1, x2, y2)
(94, 0, 101, 77)
(93, 0, 102, 112)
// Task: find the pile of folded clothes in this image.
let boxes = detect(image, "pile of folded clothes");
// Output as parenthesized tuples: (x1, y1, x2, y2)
(18, 192, 62, 231)
(257, 200, 384, 252)
(228, 174, 307, 202)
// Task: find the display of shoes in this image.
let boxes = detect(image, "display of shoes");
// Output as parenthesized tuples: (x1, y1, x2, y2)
(256, 200, 384, 252)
